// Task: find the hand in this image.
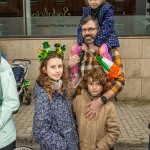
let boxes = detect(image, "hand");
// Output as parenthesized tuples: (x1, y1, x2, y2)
(82, 43, 88, 52)
(68, 54, 80, 68)
(84, 98, 103, 120)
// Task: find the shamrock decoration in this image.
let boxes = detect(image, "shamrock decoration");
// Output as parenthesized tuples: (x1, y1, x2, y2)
(36, 42, 66, 61)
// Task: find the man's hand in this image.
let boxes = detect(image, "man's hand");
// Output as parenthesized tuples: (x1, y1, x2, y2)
(85, 98, 103, 120)
(68, 54, 80, 68)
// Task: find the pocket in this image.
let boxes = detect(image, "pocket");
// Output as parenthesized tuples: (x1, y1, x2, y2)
(1, 119, 16, 133)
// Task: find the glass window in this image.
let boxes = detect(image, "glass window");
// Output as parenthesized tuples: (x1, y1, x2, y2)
(0, 0, 7, 5)
(0, 0, 7, 2)
(31, 0, 38, 4)
(0, 0, 150, 37)
(115, 0, 125, 2)
(55, 0, 66, 2)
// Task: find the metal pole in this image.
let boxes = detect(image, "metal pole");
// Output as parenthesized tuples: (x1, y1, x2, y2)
(23, 0, 31, 36)
(23, 0, 26, 35)
(26, 0, 32, 35)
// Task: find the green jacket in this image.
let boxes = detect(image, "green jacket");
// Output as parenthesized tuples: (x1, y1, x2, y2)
(0, 56, 20, 148)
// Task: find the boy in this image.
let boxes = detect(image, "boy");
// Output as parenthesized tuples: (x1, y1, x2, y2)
(73, 68, 120, 150)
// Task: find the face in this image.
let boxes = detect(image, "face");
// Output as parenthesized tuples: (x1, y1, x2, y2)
(44, 57, 63, 81)
(87, 77, 103, 96)
(82, 20, 99, 45)
(87, 0, 102, 9)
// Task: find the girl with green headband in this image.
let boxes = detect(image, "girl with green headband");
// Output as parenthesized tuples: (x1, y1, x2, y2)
(33, 42, 79, 150)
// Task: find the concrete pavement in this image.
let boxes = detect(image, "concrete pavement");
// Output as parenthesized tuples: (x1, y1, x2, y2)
(13, 99, 150, 149)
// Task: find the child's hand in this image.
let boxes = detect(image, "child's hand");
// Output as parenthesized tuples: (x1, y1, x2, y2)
(68, 54, 80, 68)
(82, 43, 88, 51)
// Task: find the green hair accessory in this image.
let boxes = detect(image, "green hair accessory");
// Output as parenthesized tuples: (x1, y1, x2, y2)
(36, 42, 66, 61)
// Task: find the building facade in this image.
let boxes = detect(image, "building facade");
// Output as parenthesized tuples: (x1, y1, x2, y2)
(0, 0, 150, 100)
(0, 0, 149, 36)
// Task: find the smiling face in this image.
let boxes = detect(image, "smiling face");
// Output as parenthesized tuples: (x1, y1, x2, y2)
(82, 20, 99, 45)
(44, 57, 63, 81)
(87, 77, 103, 96)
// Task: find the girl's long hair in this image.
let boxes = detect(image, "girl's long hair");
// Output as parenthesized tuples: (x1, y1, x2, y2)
(38, 53, 69, 98)
(82, 67, 111, 94)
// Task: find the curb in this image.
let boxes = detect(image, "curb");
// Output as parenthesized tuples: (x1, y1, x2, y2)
(16, 134, 148, 147)
(17, 134, 33, 142)
(16, 134, 40, 149)
(117, 138, 148, 147)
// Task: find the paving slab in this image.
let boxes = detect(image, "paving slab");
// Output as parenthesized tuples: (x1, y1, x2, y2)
(13, 99, 150, 149)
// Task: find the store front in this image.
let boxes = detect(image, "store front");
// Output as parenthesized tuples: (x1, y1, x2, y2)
(0, 0, 149, 37)
(1, 0, 150, 100)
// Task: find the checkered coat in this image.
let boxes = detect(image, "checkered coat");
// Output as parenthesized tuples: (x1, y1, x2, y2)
(79, 48, 125, 94)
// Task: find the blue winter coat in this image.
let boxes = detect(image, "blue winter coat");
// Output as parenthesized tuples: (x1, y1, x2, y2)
(33, 81, 79, 150)
(77, 2, 120, 48)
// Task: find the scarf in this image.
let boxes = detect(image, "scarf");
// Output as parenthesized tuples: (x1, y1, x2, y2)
(50, 79, 63, 89)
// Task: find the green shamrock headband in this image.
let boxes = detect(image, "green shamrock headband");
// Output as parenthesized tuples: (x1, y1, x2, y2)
(36, 42, 66, 61)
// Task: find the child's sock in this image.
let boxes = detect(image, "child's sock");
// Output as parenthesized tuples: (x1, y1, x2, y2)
(99, 43, 112, 61)
(71, 43, 82, 56)
(70, 44, 82, 88)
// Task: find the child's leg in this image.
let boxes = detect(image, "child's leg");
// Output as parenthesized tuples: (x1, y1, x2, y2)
(99, 43, 112, 61)
(71, 44, 82, 75)
(70, 44, 82, 88)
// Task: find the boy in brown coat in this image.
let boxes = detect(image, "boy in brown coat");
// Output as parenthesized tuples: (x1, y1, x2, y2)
(73, 68, 120, 150)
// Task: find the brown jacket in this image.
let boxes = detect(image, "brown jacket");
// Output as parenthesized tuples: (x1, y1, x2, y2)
(73, 90, 120, 150)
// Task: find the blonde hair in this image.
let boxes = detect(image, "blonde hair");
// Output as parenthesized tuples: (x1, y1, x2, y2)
(84, 0, 106, 6)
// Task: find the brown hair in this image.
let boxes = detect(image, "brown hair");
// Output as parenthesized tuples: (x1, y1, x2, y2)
(82, 67, 111, 94)
(84, 0, 106, 6)
(38, 53, 69, 98)
(82, 15, 100, 29)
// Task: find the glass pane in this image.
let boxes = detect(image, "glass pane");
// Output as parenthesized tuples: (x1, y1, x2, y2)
(0, 0, 150, 36)
(0, 0, 7, 2)
(0, 17, 25, 36)
(115, 0, 125, 2)
(114, 15, 150, 36)
(0, 0, 25, 36)
(0, 0, 7, 4)
(29, 16, 80, 36)
(31, 0, 38, 4)
(55, 0, 66, 2)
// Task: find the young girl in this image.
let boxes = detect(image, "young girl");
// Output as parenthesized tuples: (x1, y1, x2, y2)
(71, 0, 119, 88)
(33, 42, 79, 150)
(73, 68, 120, 150)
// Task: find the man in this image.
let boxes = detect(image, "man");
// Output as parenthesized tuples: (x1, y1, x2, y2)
(68, 16, 125, 120)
